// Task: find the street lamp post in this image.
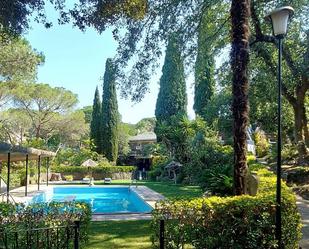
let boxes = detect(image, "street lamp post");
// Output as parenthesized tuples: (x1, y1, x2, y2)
(265, 6, 294, 249)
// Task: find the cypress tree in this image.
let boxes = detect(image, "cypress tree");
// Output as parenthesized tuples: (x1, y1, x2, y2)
(155, 34, 187, 123)
(101, 58, 119, 162)
(194, 12, 215, 118)
(90, 86, 102, 153)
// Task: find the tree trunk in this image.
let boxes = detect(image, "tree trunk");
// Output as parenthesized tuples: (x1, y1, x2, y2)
(293, 101, 308, 164)
(35, 123, 41, 139)
(230, 0, 250, 195)
(301, 105, 309, 147)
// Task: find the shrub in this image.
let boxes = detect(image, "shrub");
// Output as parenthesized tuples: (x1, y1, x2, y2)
(65, 175, 74, 181)
(200, 164, 233, 196)
(281, 144, 298, 162)
(286, 166, 309, 185)
(0, 172, 21, 188)
(148, 156, 171, 181)
(270, 143, 298, 164)
(52, 165, 136, 180)
(249, 162, 267, 172)
(247, 154, 256, 164)
(253, 129, 270, 157)
(184, 140, 233, 189)
(0, 201, 91, 248)
(151, 169, 302, 249)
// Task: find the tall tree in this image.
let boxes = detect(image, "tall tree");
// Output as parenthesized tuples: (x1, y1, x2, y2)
(135, 117, 156, 133)
(250, 1, 309, 163)
(90, 87, 102, 153)
(80, 106, 93, 124)
(0, 33, 43, 83)
(230, 0, 250, 195)
(0, 0, 64, 34)
(101, 59, 119, 162)
(69, 1, 228, 102)
(155, 34, 187, 124)
(0, 33, 43, 109)
(0, 108, 31, 144)
(194, 9, 216, 118)
(11, 83, 78, 139)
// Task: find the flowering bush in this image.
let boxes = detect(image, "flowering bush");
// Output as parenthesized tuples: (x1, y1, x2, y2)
(253, 129, 270, 157)
(151, 169, 302, 249)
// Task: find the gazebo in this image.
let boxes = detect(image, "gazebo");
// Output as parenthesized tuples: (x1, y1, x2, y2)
(0, 142, 56, 202)
(164, 161, 182, 184)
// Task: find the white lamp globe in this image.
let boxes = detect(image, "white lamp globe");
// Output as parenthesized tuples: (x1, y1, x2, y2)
(265, 6, 294, 37)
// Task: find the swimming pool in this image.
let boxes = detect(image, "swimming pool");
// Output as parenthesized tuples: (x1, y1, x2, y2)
(31, 187, 153, 214)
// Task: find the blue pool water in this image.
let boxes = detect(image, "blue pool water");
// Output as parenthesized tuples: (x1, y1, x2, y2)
(31, 187, 152, 214)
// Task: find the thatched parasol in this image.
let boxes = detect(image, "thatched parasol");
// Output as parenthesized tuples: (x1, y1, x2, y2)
(81, 159, 98, 180)
(81, 159, 98, 167)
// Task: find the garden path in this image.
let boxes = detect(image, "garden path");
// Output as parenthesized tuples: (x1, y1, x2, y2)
(297, 195, 309, 248)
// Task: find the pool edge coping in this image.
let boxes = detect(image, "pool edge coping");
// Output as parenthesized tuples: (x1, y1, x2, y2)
(9, 184, 164, 221)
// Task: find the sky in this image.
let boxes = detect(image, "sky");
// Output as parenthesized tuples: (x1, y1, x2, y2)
(25, 3, 195, 124)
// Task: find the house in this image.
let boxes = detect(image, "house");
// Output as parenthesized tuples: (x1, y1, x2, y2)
(128, 132, 157, 158)
(127, 132, 157, 171)
(219, 128, 256, 155)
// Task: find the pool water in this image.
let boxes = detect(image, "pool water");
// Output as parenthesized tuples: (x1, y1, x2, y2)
(31, 187, 152, 214)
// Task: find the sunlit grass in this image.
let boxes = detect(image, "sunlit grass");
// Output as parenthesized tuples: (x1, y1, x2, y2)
(88, 221, 152, 249)
(94, 179, 203, 199)
(88, 180, 202, 248)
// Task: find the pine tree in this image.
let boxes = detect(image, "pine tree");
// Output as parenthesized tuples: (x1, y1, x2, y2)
(101, 58, 119, 162)
(194, 11, 215, 118)
(90, 86, 102, 153)
(155, 34, 187, 123)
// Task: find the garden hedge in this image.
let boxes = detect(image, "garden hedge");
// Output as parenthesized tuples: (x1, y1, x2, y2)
(0, 201, 91, 248)
(52, 165, 136, 180)
(151, 169, 302, 249)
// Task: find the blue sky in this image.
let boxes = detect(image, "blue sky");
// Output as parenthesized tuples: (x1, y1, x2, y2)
(25, 4, 195, 124)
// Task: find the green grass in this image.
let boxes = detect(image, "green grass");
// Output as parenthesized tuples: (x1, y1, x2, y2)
(141, 181, 203, 199)
(88, 180, 202, 248)
(88, 221, 152, 249)
(95, 180, 203, 199)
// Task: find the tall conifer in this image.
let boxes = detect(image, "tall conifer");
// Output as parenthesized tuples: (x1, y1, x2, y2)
(101, 58, 119, 162)
(155, 34, 187, 123)
(194, 12, 215, 118)
(90, 86, 102, 153)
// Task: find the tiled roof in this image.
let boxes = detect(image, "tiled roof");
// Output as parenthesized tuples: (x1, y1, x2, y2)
(129, 132, 157, 142)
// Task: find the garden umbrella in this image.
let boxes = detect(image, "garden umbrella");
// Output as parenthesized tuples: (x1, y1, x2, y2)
(81, 159, 98, 179)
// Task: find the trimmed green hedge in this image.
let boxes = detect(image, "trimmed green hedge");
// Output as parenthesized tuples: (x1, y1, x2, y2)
(151, 169, 302, 249)
(53, 165, 135, 174)
(0, 201, 91, 248)
(52, 165, 136, 180)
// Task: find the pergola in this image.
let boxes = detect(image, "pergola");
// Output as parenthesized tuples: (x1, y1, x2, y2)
(0, 142, 56, 202)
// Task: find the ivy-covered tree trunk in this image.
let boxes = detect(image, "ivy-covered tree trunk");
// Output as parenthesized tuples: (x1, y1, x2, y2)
(101, 58, 119, 162)
(90, 86, 102, 153)
(230, 0, 250, 195)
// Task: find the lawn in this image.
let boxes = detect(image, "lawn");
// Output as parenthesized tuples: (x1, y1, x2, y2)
(88, 220, 152, 249)
(88, 180, 202, 249)
(95, 179, 203, 199)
